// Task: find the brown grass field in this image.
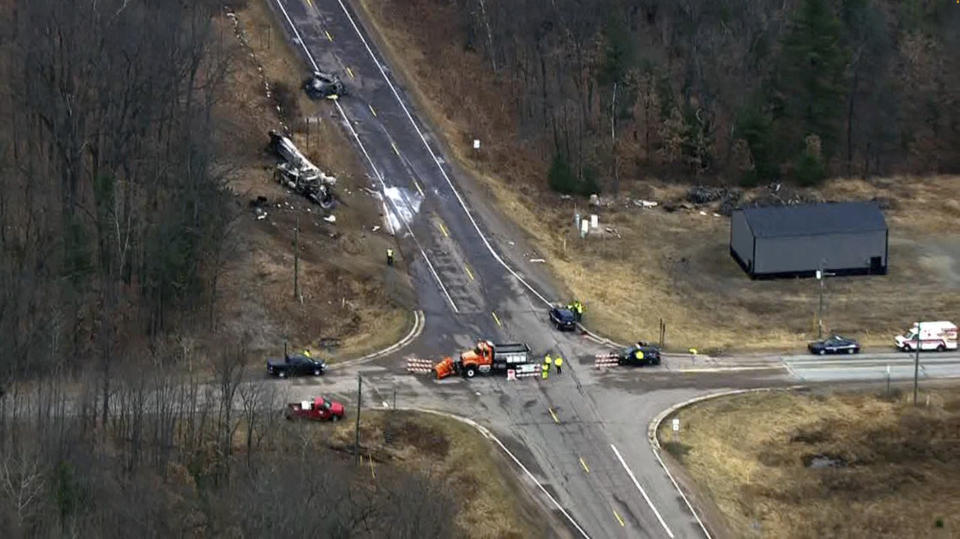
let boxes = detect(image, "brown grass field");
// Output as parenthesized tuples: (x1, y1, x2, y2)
(658, 388, 960, 538)
(354, 0, 960, 353)
(329, 410, 546, 538)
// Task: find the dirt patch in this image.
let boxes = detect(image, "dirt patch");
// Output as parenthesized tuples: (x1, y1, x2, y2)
(659, 388, 960, 538)
(352, 0, 960, 352)
(210, 1, 413, 362)
(329, 410, 546, 538)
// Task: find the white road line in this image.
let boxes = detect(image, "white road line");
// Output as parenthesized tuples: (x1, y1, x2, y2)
(610, 444, 674, 538)
(333, 0, 554, 309)
(271, 0, 459, 313)
(412, 408, 591, 539)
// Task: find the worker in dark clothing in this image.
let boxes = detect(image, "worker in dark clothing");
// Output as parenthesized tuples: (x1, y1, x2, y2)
(386, 248, 394, 266)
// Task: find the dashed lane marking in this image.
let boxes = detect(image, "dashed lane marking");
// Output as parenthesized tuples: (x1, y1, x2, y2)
(437, 221, 449, 237)
(491, 311, 502, 327)
(613, 509, 625, 527)
(346, 66, 355, 79)
(464, 264, 474, 281)
(579, 457, 590, 473)
(412, 179, 424, 197)
(325, 30, 333, 41)
(390, 142, 400, 156)
(548, 408, 559, 424)
(368, 104, 377, 117)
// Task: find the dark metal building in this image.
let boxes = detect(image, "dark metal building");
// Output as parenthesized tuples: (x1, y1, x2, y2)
(730, 202, 888, 279)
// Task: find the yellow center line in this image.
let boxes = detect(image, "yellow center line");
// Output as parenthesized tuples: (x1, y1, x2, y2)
(304, 0, 313, 6)
(346, 66, 355, 79)
(391, 142, 400, 156)
(437, 221, 449, 237)
(368, 104, 377, 117)
(491, 311, 502, 327)
(412, 180, 424, 197)
(464, 265, 475, 281)
(325, 30, 333, 41)
(548, 408, 559, 423)
(579, 457, 590, 473)
(613, 509, 625, 527)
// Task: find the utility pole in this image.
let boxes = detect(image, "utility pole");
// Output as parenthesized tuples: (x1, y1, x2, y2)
(913, 320, 921, 406)
(816, 260, 832, 339)
(355, 374, 362, 465)
(293, 213, 300, 301)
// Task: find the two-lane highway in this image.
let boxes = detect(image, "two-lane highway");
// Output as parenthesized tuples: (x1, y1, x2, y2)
(266, 0, 710, 536)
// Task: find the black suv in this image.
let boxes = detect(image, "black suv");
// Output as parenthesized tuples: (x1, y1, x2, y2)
(549, 306, 577, 331)
(266, 355, 327, 378)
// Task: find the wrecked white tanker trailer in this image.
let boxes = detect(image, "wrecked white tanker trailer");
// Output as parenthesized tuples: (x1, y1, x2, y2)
(268, 130, 337, 210)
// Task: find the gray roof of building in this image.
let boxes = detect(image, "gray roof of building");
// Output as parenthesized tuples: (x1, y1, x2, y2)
(737, 202, 887, 238)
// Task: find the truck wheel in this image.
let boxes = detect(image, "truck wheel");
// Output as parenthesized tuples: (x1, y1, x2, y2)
(818, 349, 826, 355)
(332, 415, 341, 422)
(465, 366, 476, 378)
(938, 343, 946, 352)
(278, 370, 286, 379)
(314, 368, 321, 376)
(847, 348, 855, 354)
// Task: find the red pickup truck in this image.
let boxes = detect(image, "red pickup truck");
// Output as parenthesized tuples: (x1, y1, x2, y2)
(285, 396, 345, 422)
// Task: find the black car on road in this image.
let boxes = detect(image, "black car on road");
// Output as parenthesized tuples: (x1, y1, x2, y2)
(267, 354, 327, 378)
(619, 343, 661, 366)
(548, 306, 577, 331)
(808, 335, 860, 355)
(303, 71, 345, 99)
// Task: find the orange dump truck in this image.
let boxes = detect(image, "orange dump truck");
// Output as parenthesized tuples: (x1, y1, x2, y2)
(432, 341, 532, 379)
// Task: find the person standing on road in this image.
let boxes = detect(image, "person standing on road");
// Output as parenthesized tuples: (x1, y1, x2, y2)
(554, 356, 563, 375)
(541, 362, 549, 380)
(386, 248, 394, 266)
(544, 353, 552, 367)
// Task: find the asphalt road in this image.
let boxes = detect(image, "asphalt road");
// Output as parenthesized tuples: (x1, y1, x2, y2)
(264, 2, 960, 538)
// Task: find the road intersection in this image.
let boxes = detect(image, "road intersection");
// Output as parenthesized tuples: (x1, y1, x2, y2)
(266, 1, 960, 537)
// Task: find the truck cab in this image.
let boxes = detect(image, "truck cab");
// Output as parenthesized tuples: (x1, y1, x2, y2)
(433, 341, 531, 379)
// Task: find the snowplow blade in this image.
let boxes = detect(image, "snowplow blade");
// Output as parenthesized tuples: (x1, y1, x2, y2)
(434, 357, 456, 380)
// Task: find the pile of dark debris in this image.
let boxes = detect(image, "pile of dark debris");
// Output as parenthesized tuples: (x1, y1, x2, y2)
(669, 184, 896, 216)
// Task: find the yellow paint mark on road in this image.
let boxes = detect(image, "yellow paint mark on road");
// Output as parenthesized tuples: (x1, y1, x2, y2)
(464, 265, 475, 281)
(613, 509, 625, 527)
(437, 221, 449, 237)
(325, 30, 333, 41)
(304, 0, 313, 7)
(391, 142, 400, 156)
(346, 66, 355, 79)
(368, 104, 377, 117)
(412, 179, 424, 197)
(579, 457, 590, 473)
(548, 408, 559, 424)
(492, 311, 502, 327)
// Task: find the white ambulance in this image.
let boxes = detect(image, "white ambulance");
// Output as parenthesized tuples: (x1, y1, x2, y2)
(895, 321, 958, 352)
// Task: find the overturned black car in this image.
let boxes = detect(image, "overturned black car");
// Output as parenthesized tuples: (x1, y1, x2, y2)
(303, 71, 345, 99)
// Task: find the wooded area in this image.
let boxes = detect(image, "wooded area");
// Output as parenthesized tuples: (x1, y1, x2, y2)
(0, 1, 455, 535)
(446, 0, 959, 190)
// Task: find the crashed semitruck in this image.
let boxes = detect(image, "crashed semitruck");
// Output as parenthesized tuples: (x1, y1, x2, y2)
(268, 130, 336, 210)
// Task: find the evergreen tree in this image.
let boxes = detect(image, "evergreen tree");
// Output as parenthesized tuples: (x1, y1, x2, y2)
(774, 0, 849, 168)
